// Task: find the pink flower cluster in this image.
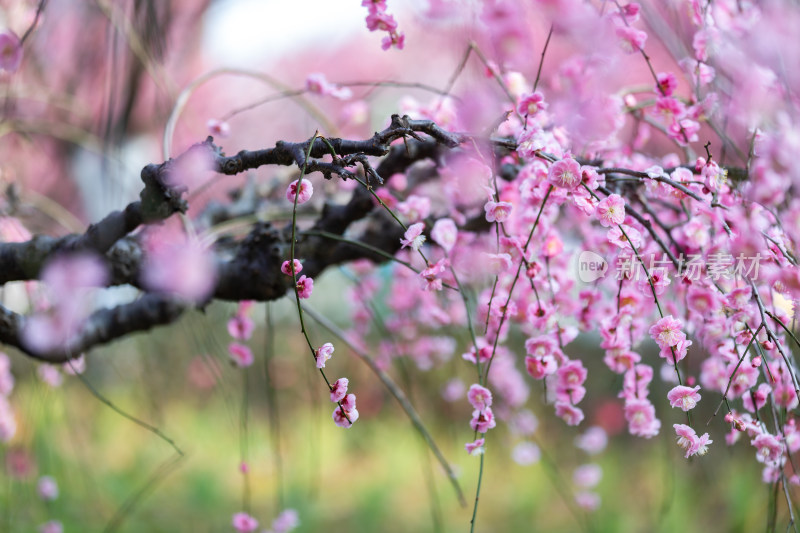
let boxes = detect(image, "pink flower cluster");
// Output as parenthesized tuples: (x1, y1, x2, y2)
(362, 0, 404, 50)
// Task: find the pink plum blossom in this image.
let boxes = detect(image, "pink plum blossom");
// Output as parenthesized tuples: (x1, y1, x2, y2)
(305, 73, 352, 100)
(232, 512, 259, 532)
(548, 158, 582, 190)
(649, 316, 685, 348)
(484, 200, 513, 223)
(431, 218, 457, 252)
(595, 194, 626, 227)
(330, 378, 349, 403)
(281, 259, 303, 276)
(271, 509, 300, 533)
(37, 476, 59, 501)
(228, 343, 254, 367)
(315, 343, 335, 368)
(555, 402, 585, 426)
(468, 384, 493, 411)
(465, 438, 485, 455)
(517, 92, 547, 116)
(227, 314, 254, 341)
(624, 399, 660, 438)
(286, 179, 314, 204)
(400, 222, 426, 251)
(207, 119, 230, 138)
(333, 394, 359, 428)
(296, 275, 314, 299)
(511, 442, 540, 465)
(667, 385, 701, 411)
(616, 26, 647, 53)
(470, 407, 497, 433)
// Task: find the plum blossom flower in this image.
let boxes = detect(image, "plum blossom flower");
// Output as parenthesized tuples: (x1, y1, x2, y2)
(227, 314, 254, 341)
(271, 509, 300, 533)
(465, 438, 485, 455)
(484, 200, 513, 223)
(624, 399, 660, 438)
(296, 275, 314, 299)
(315, 343, 335, 368)
(142, 232, 216, 303)
(400, 222, 426, 251)
(281, 259, 303, 276)
(667, 385, 701, 411)
(330, 378, 349, 403)
(431, 218, 457, 252)
(207, 119, 230, 138)
(305, 73, 352, 100)
(616, 26, 647, 53)
(573, 464, 602, 488)
(420, 259, 448, 291)
(511, 441, 541, 465)
(468, 384, 493, 411)
(470, 407, 497, 433)
(595, 194, 626, 227)
(37, 476, 59, 501)
(228, 343, 254, 367)
(333, 393, 359, 428)
(752, 433, 783, 464)
(575, 427, 608, 455)
(0, 32, 22, 73)
(548, 158, 582, 189)
(286, 179, 313, 204)
(649, 315, 686, 348)
(232, 512, 259, 532)
(517, 91, 547, 116)
(555, 402, 585, 426)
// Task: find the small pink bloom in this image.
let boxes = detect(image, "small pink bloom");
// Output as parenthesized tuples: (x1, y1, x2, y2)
(227, 315, 254, 341)
(517, 92, 547, 116)
(656, 72, 678, 96)
(667, 385, 701, 411)
(575, 427, 608, 455)
(467, 384, 493, 411)
(207, 119, 230, 138)
(0, 32, 22, 73)
(296, 275, 314, 299)
(573, 464, 602, 488)
(286, 179, 313, 204)
(649, 315, 685, 348)
(271, 509, 300, 533)
(315, 342, 335, 368)
(281, 259, 303, 276)
(484, 200, 513, 223)
(381, 32, 405, 51)
(555, 402, 585, 426)
(232, 512, 259, 532)
(37, 476, 59, 501)
(624, 399, 660, 438)
(431, 218, 458, 252)
(365, 11, 397, 31)
(306, 73, 352, 100)
(485, 253, 513, 274)
(548, 158, 582, 190)
(228, 343, 254, 367)
(595, 194, 626, 227)
(752, 433, 783, 464)
(616, 26, 647, 53)
(330, 378, 349, 403)
(525, 355, 557, 380)
(465, 438, 485, 456)
(239, 462, 249, 474)
(333, 394, 359, 428)
(470, 407, 497, 433)
(400, 222, 426, 251)
(420, 258, 448, 291)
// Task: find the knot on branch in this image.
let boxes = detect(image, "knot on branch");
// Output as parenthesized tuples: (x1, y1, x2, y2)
(139, 163, 189, 222)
